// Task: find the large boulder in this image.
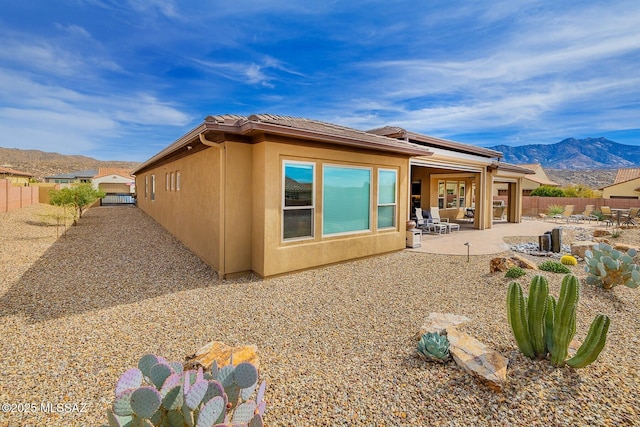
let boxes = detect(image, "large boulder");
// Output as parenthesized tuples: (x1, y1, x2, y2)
(490, 254, 538, 273)
(417, 313, 508, 392)
(184, 341, 259, 370)
(447, 328, 508, 392)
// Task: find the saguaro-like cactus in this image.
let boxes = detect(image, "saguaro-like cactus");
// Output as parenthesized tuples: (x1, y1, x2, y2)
(507, 274, 610, 368)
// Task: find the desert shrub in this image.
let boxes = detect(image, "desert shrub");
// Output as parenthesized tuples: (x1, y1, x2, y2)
(562, 185, 595, 198)
(546, 205, 565, 216)
(539, 261, 571, 274)
(505, 266, 526, 278)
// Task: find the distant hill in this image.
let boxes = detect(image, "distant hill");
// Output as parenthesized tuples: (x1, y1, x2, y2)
(0, 147, 140, 181)
(490, 137, 640, 169)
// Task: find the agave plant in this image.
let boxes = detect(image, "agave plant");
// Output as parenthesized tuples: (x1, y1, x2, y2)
(417, 332, 450, 362)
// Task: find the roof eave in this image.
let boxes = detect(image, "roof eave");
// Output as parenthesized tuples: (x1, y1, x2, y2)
(204, 120, 434, 157)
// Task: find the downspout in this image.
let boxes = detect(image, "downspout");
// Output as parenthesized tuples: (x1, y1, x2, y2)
(198, 132, 226, 277)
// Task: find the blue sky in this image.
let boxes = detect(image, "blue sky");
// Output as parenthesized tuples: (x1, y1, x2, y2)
(1, 0, 639, 162)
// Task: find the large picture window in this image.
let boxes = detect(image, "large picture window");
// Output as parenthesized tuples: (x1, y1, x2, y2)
(283, 161, 314, 240)
(323, 165, 371, 235)
(377, 169, 397, 229)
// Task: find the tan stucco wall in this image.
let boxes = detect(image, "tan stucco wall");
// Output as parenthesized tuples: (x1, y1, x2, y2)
(253, 137, 410, 277)
(602, 178, 640, 199)
(136, 137, 410, 278)
(99, 183, 131, 193)
(135, 147, 222, 272)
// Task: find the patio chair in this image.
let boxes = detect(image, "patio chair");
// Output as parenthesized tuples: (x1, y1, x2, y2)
(552, 205, 574, 223)
(430, 206, 460, 233)
(571, 205, 597, 223)
(600, 206, 613, 226)
(415, 207, 447, 234)
(621, 207, 640, 226)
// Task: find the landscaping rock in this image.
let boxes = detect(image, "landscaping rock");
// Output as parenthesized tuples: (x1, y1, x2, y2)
(184, 341, 259, 370)
(613, 243, 640, 254)
(415, 312, 471, 339)
(571, 241, 597, 259)
(593, 229, 612, 237)
(490, 254, 538, 273)
(446, 327, 508, 392)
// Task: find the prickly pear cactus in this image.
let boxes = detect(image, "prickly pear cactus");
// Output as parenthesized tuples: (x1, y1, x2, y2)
(417, 332, 450, 362)
(584, 243, 640, 289)
(105, 353, 267, 427)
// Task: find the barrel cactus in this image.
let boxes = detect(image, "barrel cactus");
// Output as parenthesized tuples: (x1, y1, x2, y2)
(105, 354, 266, 427)
(584, 243, 640, 289)
(560, 255, 577, 266)
(417, 332, 450, 362)
(507, 274, 610, 368)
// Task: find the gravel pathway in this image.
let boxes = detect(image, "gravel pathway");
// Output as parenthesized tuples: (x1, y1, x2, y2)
(1, 204, 639, 426)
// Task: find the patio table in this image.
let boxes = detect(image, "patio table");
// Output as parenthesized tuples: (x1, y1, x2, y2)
(611, 208, 629, 226)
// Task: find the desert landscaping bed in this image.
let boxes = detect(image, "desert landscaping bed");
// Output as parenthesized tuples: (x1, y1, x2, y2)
(0, 204, 639, 426)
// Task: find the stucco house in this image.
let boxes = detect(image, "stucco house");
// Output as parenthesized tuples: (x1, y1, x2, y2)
(601, 168, 640, 199)
(45, 168, 135, 195)
(494, 163, 558, 196)
(0, 166, 34, 185)
(133, 114, 532, 278)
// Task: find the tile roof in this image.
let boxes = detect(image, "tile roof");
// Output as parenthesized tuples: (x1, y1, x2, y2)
(94, 168, 134, 179)
(614, 168, 640, 184)
(367, 126, 503, 158)
(0, 166, 33, 177)
(213, 114, 436, 155)
(45, 169, 98, 179)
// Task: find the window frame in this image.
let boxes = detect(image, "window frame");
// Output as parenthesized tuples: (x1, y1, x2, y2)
(176, 171, 181, 191)
(151, 174, 155, 201)
(282, 160, 315, 242)
(377, 168, 397, 230)
(322, 164, 372, 237)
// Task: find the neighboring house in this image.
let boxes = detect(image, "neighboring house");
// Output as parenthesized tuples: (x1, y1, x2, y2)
(0, 166, 34, 186)
(44, 168, 135, 194)
(494, 164, 559, 196)
(133, 114, 532, 278)
(92, 168, 136, 195)
(44, 170, 97, 186)
(601, 168, 640, 199)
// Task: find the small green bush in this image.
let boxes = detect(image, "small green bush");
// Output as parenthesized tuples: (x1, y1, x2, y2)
(505, 266, 526, 278)
(539, 261, 572, 274)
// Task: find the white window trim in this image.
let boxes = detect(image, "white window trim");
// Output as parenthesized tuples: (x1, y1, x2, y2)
(176, 171, 181, 191)
(377, 168, 397, 229)
(322, 164, 372, 237)
(282, 160, 315, 242)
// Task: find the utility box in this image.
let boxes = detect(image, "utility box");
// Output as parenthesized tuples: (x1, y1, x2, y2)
(406, 229, 422, 248)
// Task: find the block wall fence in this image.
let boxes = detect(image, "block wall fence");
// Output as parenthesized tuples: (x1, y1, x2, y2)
(0, 179, 40, 212)
(494, 195, 640, 217)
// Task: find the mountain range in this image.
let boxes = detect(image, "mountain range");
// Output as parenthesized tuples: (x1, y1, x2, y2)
(0, 147, 139, 181)
(489, 137, 640, 169)
(2, 137, 637, 189)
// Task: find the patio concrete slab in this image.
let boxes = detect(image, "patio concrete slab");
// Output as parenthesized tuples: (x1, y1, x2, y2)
(408, 219, 604, 256)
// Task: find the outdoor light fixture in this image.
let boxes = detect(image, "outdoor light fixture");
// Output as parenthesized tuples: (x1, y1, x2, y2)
(464, 242, 471, 262)
(187, 145, 193, 150)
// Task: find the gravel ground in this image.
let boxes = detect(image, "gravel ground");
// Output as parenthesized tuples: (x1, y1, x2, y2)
(1, 204, 639, 427)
